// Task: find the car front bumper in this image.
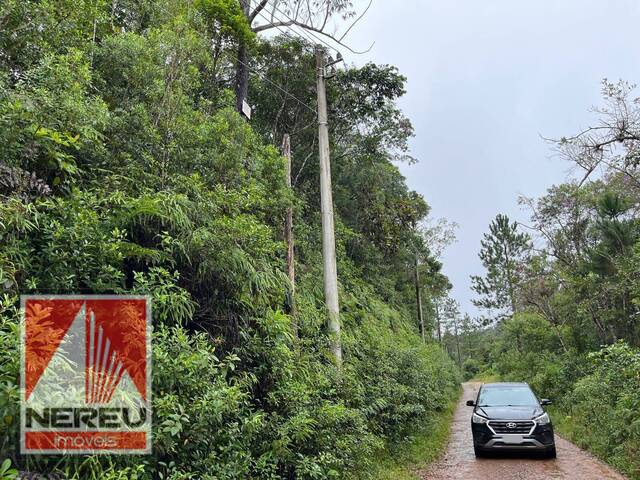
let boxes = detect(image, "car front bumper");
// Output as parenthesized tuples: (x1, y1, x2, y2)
(472, 422, 555, 451)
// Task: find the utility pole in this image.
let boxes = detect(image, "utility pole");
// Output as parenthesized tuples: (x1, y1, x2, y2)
(316, 46, 342, 365)
(453, 314, 462, 367)
(414, 256, 425, 341)
(435, 300, 442, 343)
(282, 134, 297, 335)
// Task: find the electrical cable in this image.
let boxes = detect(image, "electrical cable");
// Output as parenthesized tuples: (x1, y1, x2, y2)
(253, 8, 325, 49)
(229, 51, 317, 114)
(254, 3, 343, 55)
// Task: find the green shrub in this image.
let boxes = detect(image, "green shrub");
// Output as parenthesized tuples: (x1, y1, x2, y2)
(560, 342, 640, 479)
(0, 292, 459, 479)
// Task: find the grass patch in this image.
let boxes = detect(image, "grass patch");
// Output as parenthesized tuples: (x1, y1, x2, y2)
(546, 406, 575, 438)
(372, 388, 461, 480)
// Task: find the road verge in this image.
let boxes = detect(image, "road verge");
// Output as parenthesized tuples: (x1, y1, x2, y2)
(373, 386, 462, 480)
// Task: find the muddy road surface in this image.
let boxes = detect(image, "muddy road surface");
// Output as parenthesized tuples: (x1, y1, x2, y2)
(421, 382, 627, 480)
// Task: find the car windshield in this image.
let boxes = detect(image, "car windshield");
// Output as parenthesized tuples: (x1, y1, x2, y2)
(477, 386, 538, 406)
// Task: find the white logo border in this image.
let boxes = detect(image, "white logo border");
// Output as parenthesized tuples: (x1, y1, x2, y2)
(19, 294, 152, 455)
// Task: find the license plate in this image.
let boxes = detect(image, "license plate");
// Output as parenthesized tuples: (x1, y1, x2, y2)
(502, 435, 525, 444)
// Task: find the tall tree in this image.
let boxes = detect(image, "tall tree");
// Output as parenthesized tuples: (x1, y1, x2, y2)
(471, 214, 531, 323)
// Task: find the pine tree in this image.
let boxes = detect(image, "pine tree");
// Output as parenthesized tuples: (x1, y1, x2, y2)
(471, 214, 531, 323)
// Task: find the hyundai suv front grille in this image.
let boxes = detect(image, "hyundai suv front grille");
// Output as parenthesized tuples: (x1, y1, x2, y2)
(487, 420, 535, 435)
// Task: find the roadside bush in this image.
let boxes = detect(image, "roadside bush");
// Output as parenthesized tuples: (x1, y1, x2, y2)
(485, 315, 639, 478)
(0, 289, 459, 480)
(560, 342, 640, 479)
(490, 313, 583, 400)
(478, 313, 639, 478)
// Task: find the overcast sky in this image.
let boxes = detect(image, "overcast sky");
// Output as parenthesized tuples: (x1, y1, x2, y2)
(336, 0, 640, 316)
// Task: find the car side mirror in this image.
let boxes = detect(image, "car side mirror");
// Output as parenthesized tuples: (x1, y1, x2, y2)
(466, 400, 475, 407)
(540, 399, 552, 406)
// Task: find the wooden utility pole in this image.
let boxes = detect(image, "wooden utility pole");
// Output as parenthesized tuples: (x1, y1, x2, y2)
(436, 300, 442, 343)
(414, 256, 425, 341)
(316, 46, 342, 365)
(282, 134, 297, 333)
(453, 314, 462, 367)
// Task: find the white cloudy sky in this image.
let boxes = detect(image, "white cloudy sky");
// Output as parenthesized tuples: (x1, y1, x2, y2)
(332, 0, 640, 315)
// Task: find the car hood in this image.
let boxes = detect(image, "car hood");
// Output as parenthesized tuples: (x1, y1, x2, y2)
(476, 406, 543, 420)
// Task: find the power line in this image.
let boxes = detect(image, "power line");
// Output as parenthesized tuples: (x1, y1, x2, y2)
(267, 2, 342, 53)
(254, 9, 314, 46)
(280, 23, 330, 51)
(253, 8, 324, 49)
(153, 0, 318, 114)
(229, 51, 317, 114)
(266, 3, 351, 53)
(265, 1, 374, 55)
(253, 2, 343, 55)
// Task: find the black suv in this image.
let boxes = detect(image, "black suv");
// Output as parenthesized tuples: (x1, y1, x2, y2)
(466, 382, 556, 458)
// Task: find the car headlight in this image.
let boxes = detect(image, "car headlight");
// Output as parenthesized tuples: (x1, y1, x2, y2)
(472, 413, 488, 424)
(534, 412, 550, 425)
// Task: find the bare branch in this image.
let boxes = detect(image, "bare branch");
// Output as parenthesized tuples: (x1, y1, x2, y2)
(253, 19, 297, 33)
(249, 0, 271, 23)
(320, 0, 331, 31)
(339, 0, 373, 42)
(293, 140, 316, 186)
(253, 0, 374, 54)
(254, 18, 374, 54)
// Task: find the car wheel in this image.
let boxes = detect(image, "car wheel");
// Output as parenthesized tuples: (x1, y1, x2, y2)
(474, 445, 484, 458)
(546, 446, 557, 459)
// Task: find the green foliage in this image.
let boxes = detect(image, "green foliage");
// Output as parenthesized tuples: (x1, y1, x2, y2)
(559, 343, 640, 479)
(0, 49, 109, 188)
(462, 358, 481, 380)
(0, 459, 18, 480)
(0, 290, 459, 479)
(0, 295, 21, 466)
(471, 214, 531, 323)
(196, 0, 254, 43)
(372, 390, 460, 480)
(487, 313, 578, 399)
(0, 1, 459, 479)
(249, 38, 434, 310)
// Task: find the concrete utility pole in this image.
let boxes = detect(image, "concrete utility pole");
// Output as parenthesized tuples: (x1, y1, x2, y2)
(414, 256, 425, 342)
(282, 134, 297, 334)
(316, 46, 342, 365)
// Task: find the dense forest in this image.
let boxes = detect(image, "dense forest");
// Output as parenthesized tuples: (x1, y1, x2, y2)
(0, 1, 460, 479)
(445, 81, 640, 479)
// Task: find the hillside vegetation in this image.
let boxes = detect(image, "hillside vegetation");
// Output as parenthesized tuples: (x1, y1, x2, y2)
(0, 1, 460, 479)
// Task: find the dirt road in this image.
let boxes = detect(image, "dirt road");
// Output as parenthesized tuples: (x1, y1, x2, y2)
(421, 382, 627, 480)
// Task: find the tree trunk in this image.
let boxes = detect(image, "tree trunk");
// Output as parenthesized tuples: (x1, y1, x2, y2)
(235, 43, 249, 114)
(235, 0, 251, 113)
